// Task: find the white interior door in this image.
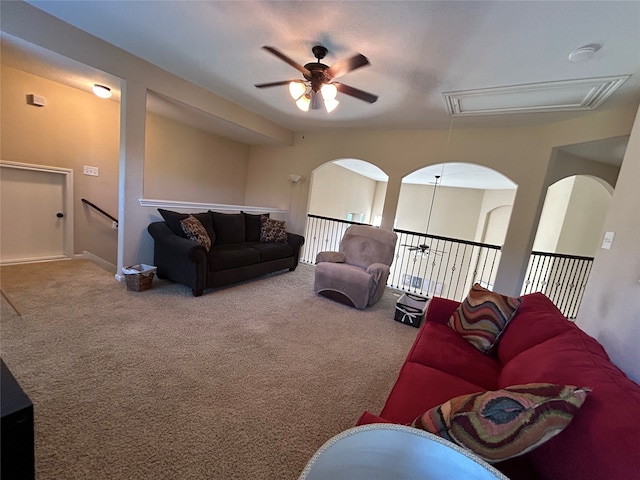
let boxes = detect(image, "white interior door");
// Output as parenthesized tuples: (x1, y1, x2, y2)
(1, 163, 73, 264)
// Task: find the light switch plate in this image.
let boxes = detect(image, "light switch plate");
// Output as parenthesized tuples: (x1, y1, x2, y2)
(601, 231, 615, 250)
(83, 165, 99, 176)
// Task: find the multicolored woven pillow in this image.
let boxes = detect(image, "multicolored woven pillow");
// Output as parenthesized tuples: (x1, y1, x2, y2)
(448, 283, 522, 353)
(180, 215, 211, 251)
(412, 383, 590, 463)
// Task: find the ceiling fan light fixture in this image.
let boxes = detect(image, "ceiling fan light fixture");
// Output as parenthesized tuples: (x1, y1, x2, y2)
(324, 98, 340, 113)
(321, 83, 338, 100)
(289, 81, 307, 100)
(295, 94, 310, 112)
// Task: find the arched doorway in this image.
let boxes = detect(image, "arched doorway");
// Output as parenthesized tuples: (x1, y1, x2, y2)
(391, 162, 517, 299)
(301, 158, 389, 263)
(523, 175, 613, 317)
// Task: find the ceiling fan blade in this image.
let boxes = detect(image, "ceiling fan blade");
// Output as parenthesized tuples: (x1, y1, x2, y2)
(255, 80, 300, 88)
(335, 83, 378, 104)
(261, 46, 310, 77)
(326, 53, 370, 79)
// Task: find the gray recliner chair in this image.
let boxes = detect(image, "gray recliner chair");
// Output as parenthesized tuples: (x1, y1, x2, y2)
(314, 224, 398, 309)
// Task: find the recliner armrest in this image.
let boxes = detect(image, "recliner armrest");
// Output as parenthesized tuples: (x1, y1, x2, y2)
(366, 262, 390, 284)
(316, 251, 346, 264)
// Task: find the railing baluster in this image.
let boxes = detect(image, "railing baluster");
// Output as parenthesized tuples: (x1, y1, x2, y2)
(521, 251, 594, 319)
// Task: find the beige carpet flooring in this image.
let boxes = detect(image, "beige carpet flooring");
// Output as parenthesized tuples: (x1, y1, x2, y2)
(0, 259, 418, 480)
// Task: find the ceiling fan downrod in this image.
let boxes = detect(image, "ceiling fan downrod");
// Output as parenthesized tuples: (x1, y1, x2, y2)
(425, 175, 441, 235)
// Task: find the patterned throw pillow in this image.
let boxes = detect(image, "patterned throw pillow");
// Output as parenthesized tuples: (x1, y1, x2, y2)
(413, 383, 590, 463)
(180, 215, 211, 251)
(448, 283, 522, 353)
(260, 215, 288, 243)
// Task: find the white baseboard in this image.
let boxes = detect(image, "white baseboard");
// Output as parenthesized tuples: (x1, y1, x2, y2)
(79, 251, 117, 275)
(0, 255, 70, 266)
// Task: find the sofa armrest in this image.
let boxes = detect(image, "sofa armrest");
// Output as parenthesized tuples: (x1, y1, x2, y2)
(316, 251, 345, 264)
(425, 296, 461, 325)
(285, 232, 305, 271)
(286, 232, 305, 250)
(148, 221, 208, 293)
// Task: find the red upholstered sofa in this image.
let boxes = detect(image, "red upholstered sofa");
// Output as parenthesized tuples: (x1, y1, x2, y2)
(357, 293, 640, 480)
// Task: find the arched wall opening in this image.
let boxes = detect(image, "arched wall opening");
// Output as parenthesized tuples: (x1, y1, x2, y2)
(396, 162, 517, 243)
(391, 162, 518, 298)
(533, 175, 613, 257)
(307, 158, 389, 226)
(523, 174, 614, 317)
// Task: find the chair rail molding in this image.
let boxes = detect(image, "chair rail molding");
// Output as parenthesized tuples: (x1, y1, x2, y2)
(139, 198, 287, 215)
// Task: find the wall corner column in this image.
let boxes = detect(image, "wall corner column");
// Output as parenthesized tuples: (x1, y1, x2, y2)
(380, 175, 402, 231)
(116, 80, 149, 279)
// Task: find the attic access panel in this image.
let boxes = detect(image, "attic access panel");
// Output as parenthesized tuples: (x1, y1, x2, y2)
(443, 76, 629, 116)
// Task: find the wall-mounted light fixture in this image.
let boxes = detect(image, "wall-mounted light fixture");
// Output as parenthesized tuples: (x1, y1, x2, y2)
(92, 84, 112, 99)
(289, 174, 302, 185)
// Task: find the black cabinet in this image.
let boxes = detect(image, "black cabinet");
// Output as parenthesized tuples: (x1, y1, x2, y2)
(1, 359, 35, 480)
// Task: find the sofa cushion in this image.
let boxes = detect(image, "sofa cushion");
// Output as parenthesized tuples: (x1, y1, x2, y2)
(245, 242, 294, 262)
(407, 322, 501, 390)
(158, 209, 215, 242)
(413, 383, 590, 463)
(260, 216, 288, 243)
(448, 283, 522, 353)
(211, 212, 245, 245)
(499, 330, 640, 480)
(180, 215, 212, 251)
(497, 292, 580, 364)
(243, 212, 269, 242)
(208, 244, 260, 271)
(379, 362, 485, 425)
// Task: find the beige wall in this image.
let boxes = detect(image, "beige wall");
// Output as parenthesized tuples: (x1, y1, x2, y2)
(371, 181, 387, 225)
(534, 177, 574, 253)
(557, 176, 611, 256)
(245, 109, 634, 297)
(533, 175, 612, 256)
(308, 163, 378, 223)
(1, 66, 253, 265)
(1, 66, 120, 264)
(144, 113, 249, 204)
(475, 189, 516, 245)
(396, 183, 484, 241)
(578, 106, 640, 384)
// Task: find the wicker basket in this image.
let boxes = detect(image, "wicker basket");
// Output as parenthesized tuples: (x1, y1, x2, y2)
(123, 264, 157, 292)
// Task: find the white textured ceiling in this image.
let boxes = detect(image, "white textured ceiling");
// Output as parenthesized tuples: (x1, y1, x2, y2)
(15, 0, 640, 132)
(2, 1, 637, 185)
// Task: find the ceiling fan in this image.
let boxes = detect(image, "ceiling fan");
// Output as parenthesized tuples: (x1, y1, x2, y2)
(401, 244, 445, 257)
(255, 45, 378, 112)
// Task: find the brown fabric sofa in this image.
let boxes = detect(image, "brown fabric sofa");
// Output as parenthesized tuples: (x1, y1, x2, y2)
(148, 210, 304, 296)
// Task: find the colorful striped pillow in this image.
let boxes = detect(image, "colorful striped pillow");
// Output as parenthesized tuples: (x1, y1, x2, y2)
(448, 283, 522, 353)
(412, 383, 590, 463)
